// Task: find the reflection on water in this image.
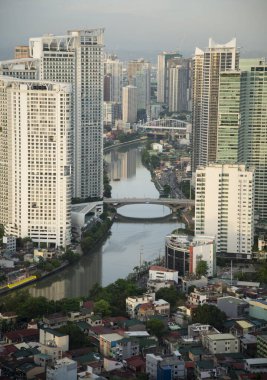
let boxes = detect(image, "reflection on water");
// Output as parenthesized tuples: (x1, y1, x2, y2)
(118, 204, 171, 218)
(27, 144, 178, 300)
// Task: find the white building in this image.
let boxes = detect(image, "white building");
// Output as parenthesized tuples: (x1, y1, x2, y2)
(30, 29, 104, 199)
(122, 85, 137, 124)
(192, 38, 238, 172)
(0, 58, 39, 80)
(46, 358, 77, 380)
(0, 77, 72, 248)
(126, 293, 155, 318)
(168, 65, 188, 112)
(104, 55, 123, 104)
(157, 51, 182, 104)
(165, 234, 216, 277)
(128, 59, 151, 115)
(40, 328, 69, 352)
(195, 163, 254, 259)
(244, 358, 267, 374)
(149, 266, 178, 283)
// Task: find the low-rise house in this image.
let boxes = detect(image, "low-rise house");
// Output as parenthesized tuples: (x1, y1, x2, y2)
(68, 309, 91, 323)
(46, 357, 77, 380)
(4, 329, 39, 344)
(43, 313, 68, 329)
(202, 333, 239, 355)
(149, 265, 178, 283)
(87, 315, 103, 327)
(111, 337, 139, 360)
(249, 299, 267, 321)
(194, 360, 217, 380)
(146, 352, 186, 380)
(217, 296, 249, 318)
(188, 291, 207, 306)
(0, 311, 18, 323)
(257, 335, 267, 358)
(126, 293, 155, 318)
(240, 334, 257, 357)
(99, 333, 124, 357)
(181, 276, 208, 293)
(125, 355, 145, 374)
(244, 358, 267, 374)
(39, 327, 69, 352)
(230, 320, 256, 337)
(188, 324, 220, 340)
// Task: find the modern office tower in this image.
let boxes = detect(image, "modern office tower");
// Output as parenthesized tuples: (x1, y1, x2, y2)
(191, 38, 239, 172)
(168, 64, 188, 112)
(195, 164, 254, 259)
(157, 51, 182, 103)
(122, 85, 137, 124)
(30, 29, 104, 199)
(14, 45, 30, 59)
(239, 59, 267, 222)
(217, 71, 241, 163)
(0, 76, 72, 247)
(104, 55, 123, 103)
(0, 58, 39, 80)
(127, 59, 151, 114)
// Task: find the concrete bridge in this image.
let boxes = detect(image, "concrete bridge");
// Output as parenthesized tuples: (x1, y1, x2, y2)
(103, 197, 194, 212)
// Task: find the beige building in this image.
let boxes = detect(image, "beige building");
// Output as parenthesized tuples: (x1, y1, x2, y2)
(14, 45, 30, 59)
(122, 85, 137, 124)
(192, 38, 239, 172)
(203, 333, 239, 354)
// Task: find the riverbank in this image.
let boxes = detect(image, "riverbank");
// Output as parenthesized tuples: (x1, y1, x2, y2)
(103, 136, 147, 152)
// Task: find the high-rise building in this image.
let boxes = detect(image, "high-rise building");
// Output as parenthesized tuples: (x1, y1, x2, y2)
(157, 51, 182, 104)
(191, 38, 239, 172)
(127, 59, 151, 114)
(122, 85, 137, 124)
(30, 29, 104, 199)
(0, 58, 39, 80)
(168, 64, 188, 112)
(195, 163, 254, 259)
(217, 71, 241, 163)
(0, 76, 72, 247)
(104, 55, 123, 104)
(239, 59, 267, 221)
(14, 45, 30, 59)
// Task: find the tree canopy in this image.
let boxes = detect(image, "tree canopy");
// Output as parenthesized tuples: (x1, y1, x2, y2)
(192, 304, 226, 330)
(146, 318, 166, 338)
(196, 260, 208, 276)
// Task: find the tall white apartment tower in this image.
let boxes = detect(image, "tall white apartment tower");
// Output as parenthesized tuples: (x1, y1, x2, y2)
(195, 164, 254, 259)
(157, 51, 182, 104)
(191, 38, 239, 172)
(30, 29, 104, 199)
(122, 85, 137, 124)
(0, 76, 72, 247)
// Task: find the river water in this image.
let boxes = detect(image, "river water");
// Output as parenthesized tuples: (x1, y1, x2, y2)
(28, 144, 179, 300)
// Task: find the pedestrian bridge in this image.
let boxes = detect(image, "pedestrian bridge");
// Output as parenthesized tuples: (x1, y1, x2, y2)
(103, 197, 194, 211)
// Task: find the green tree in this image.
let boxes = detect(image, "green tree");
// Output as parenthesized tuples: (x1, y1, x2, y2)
(146, 319, 166, 338)
(196, 260, 208, 276)
(192, 304, 226, 330)
(156, 286, 185, 311)
(163, 184, 171, 197)
(94, 299, 111, 316)
(58, 322, 89, 349)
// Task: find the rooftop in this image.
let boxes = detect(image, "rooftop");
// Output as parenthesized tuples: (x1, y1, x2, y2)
(149, 266, 177, 273)
(207, 333, 236, 341)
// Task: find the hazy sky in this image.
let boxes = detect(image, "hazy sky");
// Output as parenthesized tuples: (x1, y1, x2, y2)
(1, 0, 267, 60)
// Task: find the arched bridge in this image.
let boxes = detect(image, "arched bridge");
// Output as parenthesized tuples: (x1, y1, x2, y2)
(103, 197, 195, 212)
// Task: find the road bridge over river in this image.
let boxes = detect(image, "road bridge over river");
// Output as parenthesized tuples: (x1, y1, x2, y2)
(103, 197, 194, 212)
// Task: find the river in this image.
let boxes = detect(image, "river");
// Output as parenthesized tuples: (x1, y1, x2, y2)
(28, 144, 179, 300)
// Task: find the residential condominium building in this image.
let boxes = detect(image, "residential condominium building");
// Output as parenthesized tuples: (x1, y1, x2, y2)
(104, 54, 123, 104)
(195, 163, 254, 259)
(0, 58, 39, 80)
(157, 51, 182, 104)
(127, 59, 151, 114)
(202, 333, 239, 354)
(30, 29, 104, 199)
(0, 76, 72, 248)
(238, 59, 267, 222)
(122, 85, 137, 124)
(191, 38, 239, 172)
(217, 71, 241, 163)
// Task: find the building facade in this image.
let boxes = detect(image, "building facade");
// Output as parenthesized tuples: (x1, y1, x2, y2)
(157, 51, 182, 104)
(238, 59, 267, 222)
(30, 29, 104, 199)
(122, 85, 137, 124)
(191, 38, 239, 172)
(195, 163, 254, 259)
(0, 77, 72, 247)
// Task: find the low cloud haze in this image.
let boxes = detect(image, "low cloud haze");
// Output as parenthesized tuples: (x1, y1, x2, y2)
(1, 0, 266, 61)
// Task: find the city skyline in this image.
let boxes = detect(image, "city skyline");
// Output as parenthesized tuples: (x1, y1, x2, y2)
(1, 0, 267, 61)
